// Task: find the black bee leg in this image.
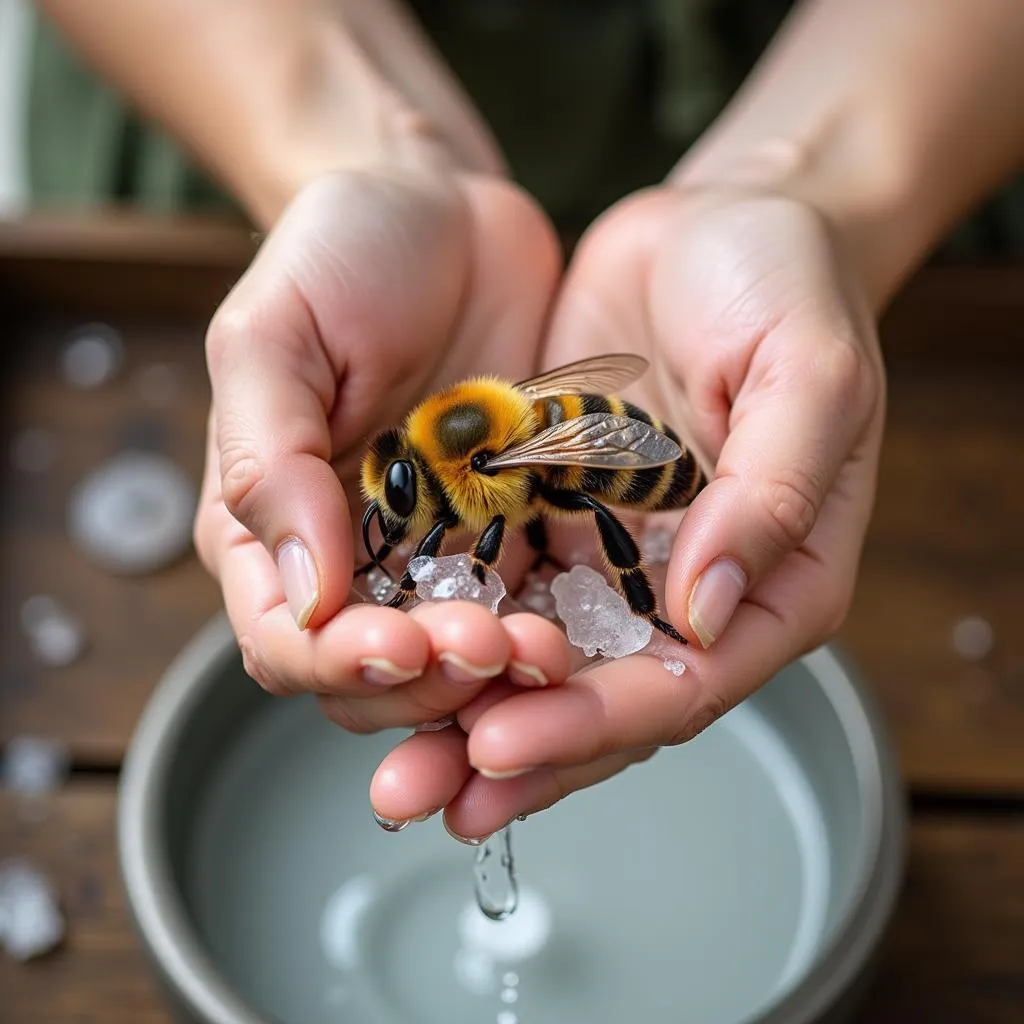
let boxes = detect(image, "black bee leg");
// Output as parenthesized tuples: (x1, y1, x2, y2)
(386, 518, 453, 609)
(538, 485, 687, 645)
(354, 543, 394, 580)
(471, 515, 506, 583)
(525, 515, 568, 574)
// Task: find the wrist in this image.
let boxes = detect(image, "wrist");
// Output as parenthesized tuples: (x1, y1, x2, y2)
(231, 16, 502, 228)
(669, 118, 925, 314)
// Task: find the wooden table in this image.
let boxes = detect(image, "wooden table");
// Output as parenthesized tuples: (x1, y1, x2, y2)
(1, 215, 1022, 1022)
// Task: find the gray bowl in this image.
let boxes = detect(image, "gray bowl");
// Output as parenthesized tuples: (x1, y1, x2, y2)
(118, 614, 906, 1024)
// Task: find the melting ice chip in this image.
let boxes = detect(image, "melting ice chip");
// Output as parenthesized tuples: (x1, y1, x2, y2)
(2, 736, 70, 796)
(550, 564, 653, 659)
(408, 554, 506, 614)
(0, 858, 65, 961)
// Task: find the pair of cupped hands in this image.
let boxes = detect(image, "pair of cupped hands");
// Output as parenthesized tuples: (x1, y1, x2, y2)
(194, 163, 885, 843)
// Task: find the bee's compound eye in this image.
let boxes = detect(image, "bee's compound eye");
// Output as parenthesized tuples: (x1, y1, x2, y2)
(384, 460, 417, 518)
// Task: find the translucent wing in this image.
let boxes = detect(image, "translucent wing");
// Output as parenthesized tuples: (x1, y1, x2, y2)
(514, 354, 648, 400)
(484, 413, 681, 470)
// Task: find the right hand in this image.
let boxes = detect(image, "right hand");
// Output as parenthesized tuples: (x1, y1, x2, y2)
(193, 166, 573, 767)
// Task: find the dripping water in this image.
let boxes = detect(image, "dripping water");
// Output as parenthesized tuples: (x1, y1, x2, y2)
(474, 825, 518, 921)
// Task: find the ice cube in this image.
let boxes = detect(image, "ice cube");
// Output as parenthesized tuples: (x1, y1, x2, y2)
(550, 565, 653, 659)
(0, 859, 65, 961)
(407, 554, 506, 614)
(662, 659, 687, 676)
(366, 567, 395, 605)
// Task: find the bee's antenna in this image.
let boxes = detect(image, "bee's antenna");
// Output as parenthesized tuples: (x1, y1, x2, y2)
(361, 501, 384, 569)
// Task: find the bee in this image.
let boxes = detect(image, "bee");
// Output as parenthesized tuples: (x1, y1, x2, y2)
(357, 354, 708, 644)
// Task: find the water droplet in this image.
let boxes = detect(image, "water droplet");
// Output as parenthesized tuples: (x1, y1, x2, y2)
(474, 826, 518, 920)
(502, 971, 519, 987)
(500, 987, 519, 1004)
(496, 1013, 518, 1024)
(372, 810, 409, 833)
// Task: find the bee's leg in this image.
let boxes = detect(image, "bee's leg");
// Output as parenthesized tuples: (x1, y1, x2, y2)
(524, 515, 568, 574)
(470, 515, 506, 584)
(386, 518, 454, 609)
(354, 543, 394, 580)
(538, 486, 687, 645)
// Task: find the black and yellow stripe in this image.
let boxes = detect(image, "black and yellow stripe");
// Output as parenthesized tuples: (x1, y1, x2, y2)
(534, 394, 706, 512)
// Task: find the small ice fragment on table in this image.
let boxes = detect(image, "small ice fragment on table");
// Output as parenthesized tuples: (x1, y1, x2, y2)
(19, 595, 86, 667)
(550, 565, 653, 659)
(0, 859, 65, 961)
(951, 616, 994, 661)
(61, 323, 124, 389)
(408, 554, 506, 614)
(2, 736, 70, 796)
(11, 428, 57, 474)
(68, 451, 196, 575)
(640, 524, 674, 566)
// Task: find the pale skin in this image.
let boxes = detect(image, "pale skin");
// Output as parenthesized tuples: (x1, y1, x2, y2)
(37, 0, 1024, 840)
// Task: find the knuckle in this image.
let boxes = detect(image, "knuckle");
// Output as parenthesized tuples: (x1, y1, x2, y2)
(239, 639, 287, 697)
(205, 306, 255, 374)
(218, 438, 266, 523)
(820, 340, 878, 424)
(665, 695, 730, 747)
(756, 471, 821, 552)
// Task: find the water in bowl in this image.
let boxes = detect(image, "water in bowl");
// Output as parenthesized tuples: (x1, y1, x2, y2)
(184, 689, 831, 1024)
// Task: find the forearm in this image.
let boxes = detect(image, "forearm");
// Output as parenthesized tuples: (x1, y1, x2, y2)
(672, 0, 1024, 310)
(35, 0, 505, 227)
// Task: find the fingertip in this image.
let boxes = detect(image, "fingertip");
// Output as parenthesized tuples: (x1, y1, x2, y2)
(369, 728, 471, 823)
(499, 612, 573, 687)
(409, 600, 513, 670)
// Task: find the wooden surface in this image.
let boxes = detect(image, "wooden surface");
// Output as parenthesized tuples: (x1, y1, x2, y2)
(1, 214, 1022, 1021)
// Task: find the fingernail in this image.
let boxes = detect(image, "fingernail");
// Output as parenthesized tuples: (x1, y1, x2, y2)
(688, 558, 747, 649)
(509, 661, 548, 687)
(373, 810, 409, 833)
(438, 651, 504, 684)
(476, 766, 533, 780)
(277, 537, 319, 629)
(443, 817, 491, 846)
(360, 657, 421, 685)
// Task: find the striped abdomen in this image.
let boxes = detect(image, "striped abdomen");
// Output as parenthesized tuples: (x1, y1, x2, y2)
(534, 394, 706, 511)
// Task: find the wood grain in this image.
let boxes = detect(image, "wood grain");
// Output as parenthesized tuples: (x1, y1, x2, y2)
(840, 366, 1024, 793)
(0, 782, 172, 1024)
(2, 783, 1021, 1023)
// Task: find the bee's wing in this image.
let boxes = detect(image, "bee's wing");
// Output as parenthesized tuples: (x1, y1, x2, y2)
(514, 354, 648, 400)
(485, 413, 681, 470)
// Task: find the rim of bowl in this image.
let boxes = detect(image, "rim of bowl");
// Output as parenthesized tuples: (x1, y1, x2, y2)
(118, 614, 906, 1024)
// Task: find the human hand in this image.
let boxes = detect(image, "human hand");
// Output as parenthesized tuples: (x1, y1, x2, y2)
(193, 166, 574, 776)
(370, 185, 885, 841)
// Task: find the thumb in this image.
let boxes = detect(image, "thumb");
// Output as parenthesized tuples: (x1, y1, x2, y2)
(204, 266, 352, 632)
(666, 315, 881, 648)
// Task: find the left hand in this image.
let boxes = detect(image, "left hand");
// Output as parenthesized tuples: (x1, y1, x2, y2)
(370, 183, 885, 842)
